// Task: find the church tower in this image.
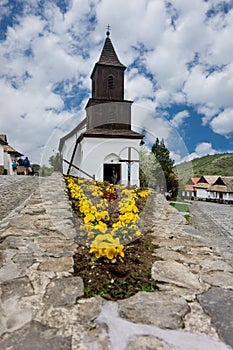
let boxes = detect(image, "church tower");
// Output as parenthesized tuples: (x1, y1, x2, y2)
(86, 30, 132, 130)
(89, 30, 125, 102)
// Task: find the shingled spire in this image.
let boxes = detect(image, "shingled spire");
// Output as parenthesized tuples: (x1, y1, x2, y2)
(87, 29, 127, 105)
(97, 35, 125, 68)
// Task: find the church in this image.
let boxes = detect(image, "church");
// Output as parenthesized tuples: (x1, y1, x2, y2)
(59, 30, 143, 186)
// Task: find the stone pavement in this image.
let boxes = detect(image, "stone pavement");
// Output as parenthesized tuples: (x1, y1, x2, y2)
(0, 175, 38, 221)
(0, 173, 232, 350)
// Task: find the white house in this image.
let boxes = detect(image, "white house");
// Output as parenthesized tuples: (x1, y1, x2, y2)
(182, 177, 200, 199)
(207, 176, 233, 202)
(0, 134, 23, 175)
(59, 31, 143, 186)
(194, 175, 218, 199)
(191, 175, 233, 203)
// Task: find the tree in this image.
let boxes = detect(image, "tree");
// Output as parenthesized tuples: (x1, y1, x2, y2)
(139, 146, 166, 190)
(151, 138, 174, 174)
(151, 138, 178, 198)
(48, 153, 62, 172)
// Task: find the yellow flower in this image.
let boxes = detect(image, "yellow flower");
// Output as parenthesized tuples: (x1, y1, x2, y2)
(135, 230, 141, 237)
(90, 206, 97, 214)
(90, 247, 105, 259)
(84, 213, 95, 224)
(95, 222, 108, 233)
(105, 247, 116, 260)
(138, 190, 150, 198)
(90, 234, 124, 260)
(79, 204, 90, 213)
(95, 212, 103, 221)
(116, 245, 124, 257)
(112, 221, 123, 229)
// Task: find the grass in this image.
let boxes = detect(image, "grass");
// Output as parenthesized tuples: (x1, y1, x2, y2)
(170, 202, 190, 212)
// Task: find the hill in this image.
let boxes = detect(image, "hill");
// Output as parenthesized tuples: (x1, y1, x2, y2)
(174, 152, 233, 190)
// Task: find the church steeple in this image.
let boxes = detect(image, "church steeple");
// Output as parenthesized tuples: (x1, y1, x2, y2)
(87, 30, 126, 104)
(97, 31, 125, 69)
(86, 30, 132, 131)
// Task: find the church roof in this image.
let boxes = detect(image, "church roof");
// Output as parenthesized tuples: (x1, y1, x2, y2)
(97, 36, 125, 68)
(80, 127, 143, 139)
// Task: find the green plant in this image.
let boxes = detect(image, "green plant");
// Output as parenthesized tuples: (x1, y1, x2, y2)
(184, 214, 191, 224)
(140, 284, 157, 292)
(170, 202, 189, 212)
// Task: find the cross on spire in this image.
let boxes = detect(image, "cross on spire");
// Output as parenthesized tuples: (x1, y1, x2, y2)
(106, 24, 111, 37)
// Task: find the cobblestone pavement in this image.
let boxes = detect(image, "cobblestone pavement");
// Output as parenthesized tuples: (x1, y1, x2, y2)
(0, 176, 39, 221)
(190, 201, 233, 268)
(193, 201, 233, 237)
(189, 201, 233, 347)
(0, 174, 232, 350)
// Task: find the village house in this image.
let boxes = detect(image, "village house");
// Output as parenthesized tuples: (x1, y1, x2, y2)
(193, 175, 219, 200)
(206, 176, 233, 203)
(182, 175, 233, 204)
(0, 135, 23, 175)
(59, 30, 143, 186)
(182, 177, 200, 199)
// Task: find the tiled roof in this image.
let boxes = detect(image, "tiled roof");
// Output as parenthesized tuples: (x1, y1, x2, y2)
(98, 37, 125, 68)
(185, 185, 196, 191)
(184, 177, 200, 191)
(4, 144, 23, 156)
(208, 185, 228, 192)
(221, 177, 233, 191)
(192, 177, 200, 185)
(82, 127, 143, 139)
(209, 176, 233, 193)
(194, 175, 219, 188)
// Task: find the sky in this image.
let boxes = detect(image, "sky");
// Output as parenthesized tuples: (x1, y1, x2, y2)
(1, 0, 233, 166)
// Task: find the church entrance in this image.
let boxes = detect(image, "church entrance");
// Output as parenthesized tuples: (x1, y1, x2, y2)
(103, 164, 121, 184)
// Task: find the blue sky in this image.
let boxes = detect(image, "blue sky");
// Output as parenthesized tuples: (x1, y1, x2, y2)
(0, 0, 233, 165)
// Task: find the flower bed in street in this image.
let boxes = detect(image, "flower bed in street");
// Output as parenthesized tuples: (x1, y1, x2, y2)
(65, 176, 150, 260)
(65, 176, 159, 300)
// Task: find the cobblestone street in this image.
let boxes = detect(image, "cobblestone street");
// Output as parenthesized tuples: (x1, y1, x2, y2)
(0, 176, 39, 221)
(190, 201, 233, 268)
(0, 174, 232, 350)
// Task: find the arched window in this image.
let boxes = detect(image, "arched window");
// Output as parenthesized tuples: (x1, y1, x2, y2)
(108, 75, 114, 89)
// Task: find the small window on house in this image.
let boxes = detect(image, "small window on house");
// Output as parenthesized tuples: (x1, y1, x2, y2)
(108, 75, 114, 89)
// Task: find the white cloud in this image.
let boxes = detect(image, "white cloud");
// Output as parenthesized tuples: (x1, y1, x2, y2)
(210, 109, 233, 136)
(125, 73, 154, 101)
(171, 110, 189, 128)
(197, 104, 219, 125)
(184, 64, 233, 109)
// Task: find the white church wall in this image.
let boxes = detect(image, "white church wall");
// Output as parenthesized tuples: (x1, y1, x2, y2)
(61, 121, 87, 175)
(62, 135, 81, 175)
(76, 137, 141, 186)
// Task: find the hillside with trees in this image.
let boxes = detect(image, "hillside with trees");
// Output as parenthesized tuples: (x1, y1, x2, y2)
(175, 152, 233, 190)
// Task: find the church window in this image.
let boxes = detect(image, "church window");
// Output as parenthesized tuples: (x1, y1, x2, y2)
(108, 75, 114, 89)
